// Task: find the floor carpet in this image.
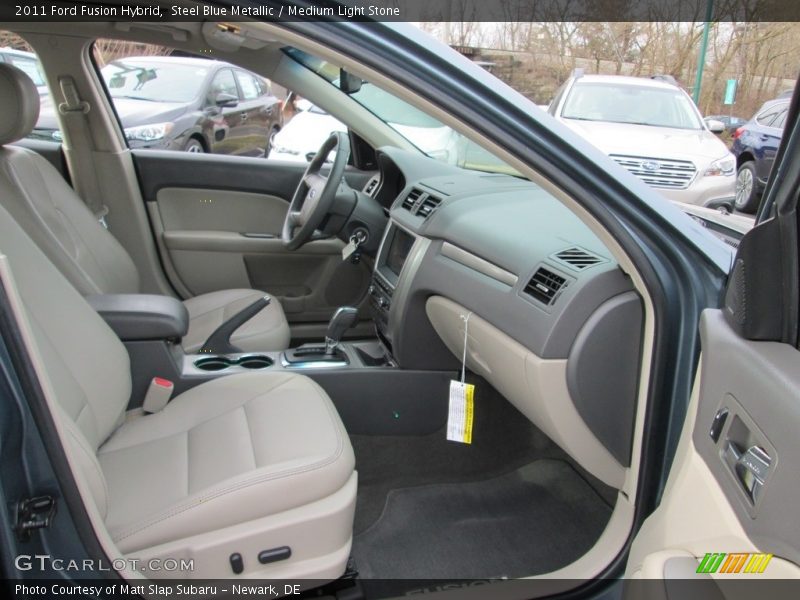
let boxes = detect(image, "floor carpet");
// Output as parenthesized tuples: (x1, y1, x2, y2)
(352, 459, 612, 580)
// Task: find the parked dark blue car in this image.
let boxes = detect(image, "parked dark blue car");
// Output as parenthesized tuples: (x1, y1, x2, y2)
(731, 98, 789, 212)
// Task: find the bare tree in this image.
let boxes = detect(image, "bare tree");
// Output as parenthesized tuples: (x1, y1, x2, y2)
(0, 31, 32, 51)
(93, 39, 172, 68)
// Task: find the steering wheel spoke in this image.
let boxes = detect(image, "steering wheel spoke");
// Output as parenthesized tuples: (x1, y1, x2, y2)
(304, 172, 327, 190)
(282, 132, 351, 251)
(287, 210, 302, 227)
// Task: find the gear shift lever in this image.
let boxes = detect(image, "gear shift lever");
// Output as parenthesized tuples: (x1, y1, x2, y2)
(325, 307, 359, 354)
(281, 306, 358, 366)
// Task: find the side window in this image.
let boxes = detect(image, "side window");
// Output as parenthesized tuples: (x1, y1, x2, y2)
(90, 38, 278, 158)
(7, 55, 45, 86)
(756, 106, 781, 127)
(209, 68, 238, 102)
(771, 109, 788, 130)
(235, 71, 261, 101)
(0, 30, 60, 142)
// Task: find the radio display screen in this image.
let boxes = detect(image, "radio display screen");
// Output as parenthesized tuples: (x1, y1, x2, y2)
(386, 229, 414, 276)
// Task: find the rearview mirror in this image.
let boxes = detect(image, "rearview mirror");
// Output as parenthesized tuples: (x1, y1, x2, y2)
(706, 119, 725, 134)
(339, 69, 363, 94)
(215, 92, 238, 108)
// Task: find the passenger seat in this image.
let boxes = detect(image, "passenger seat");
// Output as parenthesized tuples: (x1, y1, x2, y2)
(0, 198, 356, 579)
(0, 63, 290, 353)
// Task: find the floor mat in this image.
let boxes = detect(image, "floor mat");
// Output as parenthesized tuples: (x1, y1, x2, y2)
(350, 377, 600, 535)
(352, 459, 612, 580)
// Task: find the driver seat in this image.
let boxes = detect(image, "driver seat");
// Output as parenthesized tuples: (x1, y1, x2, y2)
(0, 63, 290, 352)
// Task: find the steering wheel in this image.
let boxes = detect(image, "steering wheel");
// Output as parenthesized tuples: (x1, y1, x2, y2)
(282, 131, 351, 250)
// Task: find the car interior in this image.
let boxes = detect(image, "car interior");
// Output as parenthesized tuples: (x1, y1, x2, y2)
(0, 16, 744, 596)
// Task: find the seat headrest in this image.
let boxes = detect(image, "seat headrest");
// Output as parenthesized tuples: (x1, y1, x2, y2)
(0, 63, 40, 145)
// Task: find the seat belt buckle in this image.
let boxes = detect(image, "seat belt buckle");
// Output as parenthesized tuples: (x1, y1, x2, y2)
(143, 377, 174, 414)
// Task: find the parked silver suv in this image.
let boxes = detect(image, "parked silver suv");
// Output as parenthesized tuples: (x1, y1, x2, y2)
(549, 72, 736, 209)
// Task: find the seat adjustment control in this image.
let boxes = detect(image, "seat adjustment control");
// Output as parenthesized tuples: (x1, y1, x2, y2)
(229, 552, 244, 574)
(258, 546, 291, 564)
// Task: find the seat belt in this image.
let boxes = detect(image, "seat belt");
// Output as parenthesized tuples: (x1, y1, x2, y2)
(57, 76, 110, 228)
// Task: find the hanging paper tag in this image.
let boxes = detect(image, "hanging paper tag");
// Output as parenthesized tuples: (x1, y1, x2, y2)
(341, 239, 357, 261)
(447, 380, 474, 444)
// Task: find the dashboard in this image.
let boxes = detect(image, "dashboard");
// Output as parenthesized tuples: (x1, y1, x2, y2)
(365, 147, 645, 490)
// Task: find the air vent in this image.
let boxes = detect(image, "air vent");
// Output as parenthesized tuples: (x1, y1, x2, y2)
(553, 247, 604, 271)
(415, 194, 442, 218)
(524, 267, 567, 306)
(364, 175, 380, 197)
(401, 188, 424, 211)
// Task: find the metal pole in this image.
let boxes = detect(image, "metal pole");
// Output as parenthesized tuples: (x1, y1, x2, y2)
(692, 0, 715, 104)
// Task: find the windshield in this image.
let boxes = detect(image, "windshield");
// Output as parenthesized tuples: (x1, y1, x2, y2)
(562, 82, 704, 130)
(101, 60, 210, 103)
(284, 48, 518, 175)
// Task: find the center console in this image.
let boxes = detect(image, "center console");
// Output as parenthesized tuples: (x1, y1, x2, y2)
(163, 339, 448, 436)
(368, 223, 417, 353)
(87, 225, 454, 436)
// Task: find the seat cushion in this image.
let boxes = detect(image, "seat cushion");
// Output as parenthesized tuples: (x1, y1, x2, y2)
(97, 371, 354, 553)
(182, 289, 291, 353)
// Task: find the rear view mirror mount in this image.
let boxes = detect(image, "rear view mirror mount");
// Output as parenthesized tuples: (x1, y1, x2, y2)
(339, 69, 362, 95)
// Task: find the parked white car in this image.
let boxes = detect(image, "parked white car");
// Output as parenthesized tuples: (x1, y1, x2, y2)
(271, 89, 463, 165)
(549, 73, 736, 209)
(270, 101, 346, 162)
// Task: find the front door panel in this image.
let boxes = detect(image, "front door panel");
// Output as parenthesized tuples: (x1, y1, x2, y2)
(133, 150, 372, 325)
(626, 309, 800, 581)
(693, 310, 800, 562)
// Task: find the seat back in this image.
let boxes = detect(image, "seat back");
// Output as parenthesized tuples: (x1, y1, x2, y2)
(0, 198, 131, 517)
(0, 63, 140, 295)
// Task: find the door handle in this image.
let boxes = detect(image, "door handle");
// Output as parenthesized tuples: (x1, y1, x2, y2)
(724, 442, 771, 503)
(240, 112, 248, 121)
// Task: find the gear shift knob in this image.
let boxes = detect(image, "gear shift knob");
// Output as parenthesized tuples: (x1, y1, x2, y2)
(325, 307, 359, 354)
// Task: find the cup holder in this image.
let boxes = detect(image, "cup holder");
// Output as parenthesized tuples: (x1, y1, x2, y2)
(238, 356, 273, 369)
(194, 355, 273, 372)
(194, 357, 233, 371)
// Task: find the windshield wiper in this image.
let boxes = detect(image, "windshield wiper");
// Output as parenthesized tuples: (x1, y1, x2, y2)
(112, 94, 158, 102)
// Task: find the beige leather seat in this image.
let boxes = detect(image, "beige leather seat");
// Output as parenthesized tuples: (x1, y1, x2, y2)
(0, 196, 356, 579)
(0, 63, 290, 353)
